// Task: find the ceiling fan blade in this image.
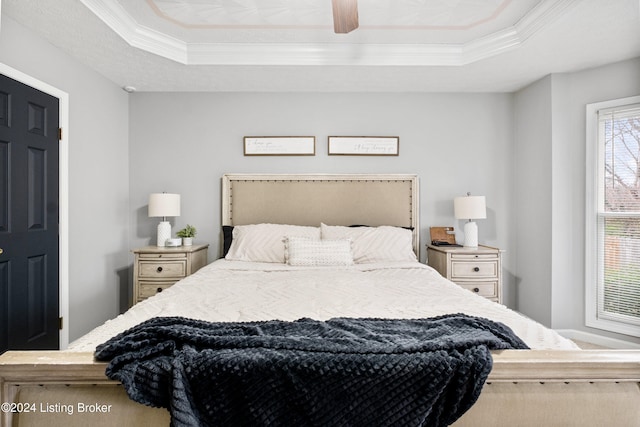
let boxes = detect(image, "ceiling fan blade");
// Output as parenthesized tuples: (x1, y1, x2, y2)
(332, 0, 359, 34)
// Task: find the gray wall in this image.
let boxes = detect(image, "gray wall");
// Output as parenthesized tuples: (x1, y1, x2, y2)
(0, 16, 130, 341)
(129, 91, 516, 300)
(514, 57, 640, 344)
(513, 76, 553, 325)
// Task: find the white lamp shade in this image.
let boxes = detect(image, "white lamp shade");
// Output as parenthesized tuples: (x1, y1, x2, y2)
(454, 195, 486, 220)
(148, 193, 181, 218)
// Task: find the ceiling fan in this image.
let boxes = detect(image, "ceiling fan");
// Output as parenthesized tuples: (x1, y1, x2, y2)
(332, 0, 359, 34)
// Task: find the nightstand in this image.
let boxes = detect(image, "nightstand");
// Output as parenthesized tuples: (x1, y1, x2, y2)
(132, 244, 209, 305)
(426, 244, 502, 303)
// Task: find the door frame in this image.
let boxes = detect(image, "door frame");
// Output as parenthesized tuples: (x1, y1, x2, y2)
(0, 62, 69, 348)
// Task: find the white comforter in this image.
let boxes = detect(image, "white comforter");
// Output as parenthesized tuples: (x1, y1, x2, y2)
(69, 260, 578, 351)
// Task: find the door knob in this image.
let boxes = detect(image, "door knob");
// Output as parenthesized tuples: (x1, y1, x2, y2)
(0, 248, 3, 255)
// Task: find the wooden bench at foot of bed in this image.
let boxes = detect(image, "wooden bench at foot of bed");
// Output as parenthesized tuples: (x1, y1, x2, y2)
(1, 350, 639, 427)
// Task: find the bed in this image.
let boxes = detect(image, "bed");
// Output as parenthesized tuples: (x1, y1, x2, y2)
(1, 173, 639, 426)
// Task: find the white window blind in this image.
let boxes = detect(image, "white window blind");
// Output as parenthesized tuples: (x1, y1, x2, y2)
(587, 98, 640, 336)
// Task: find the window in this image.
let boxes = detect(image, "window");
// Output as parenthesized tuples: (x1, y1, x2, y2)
(586, 96, 640, 337)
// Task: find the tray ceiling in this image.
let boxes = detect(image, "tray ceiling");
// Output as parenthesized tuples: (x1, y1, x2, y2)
(80, 0, 561, 65)
(2, 0, 640, 92)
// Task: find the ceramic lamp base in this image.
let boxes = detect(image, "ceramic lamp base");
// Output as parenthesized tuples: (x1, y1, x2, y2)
(157, 221, 171, 246)
(463, 221, 478, 248)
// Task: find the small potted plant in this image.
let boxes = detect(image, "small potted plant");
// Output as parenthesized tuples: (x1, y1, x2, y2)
(176, 224, 196, 246)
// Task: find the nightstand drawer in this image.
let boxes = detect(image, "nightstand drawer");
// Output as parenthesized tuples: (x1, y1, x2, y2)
(451, 261, 498, 279)
(456, 281, 498, 298)
(137, 281, 176, 300)
(139, 253, 185, 259)
(138, 261, 186, 278)
(451, 253, 498, 261)
(132, 244, 209, 306)
(427, 244, 502, 304)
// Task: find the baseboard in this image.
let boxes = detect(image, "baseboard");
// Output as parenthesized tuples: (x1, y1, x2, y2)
(556, 329, 640, 349)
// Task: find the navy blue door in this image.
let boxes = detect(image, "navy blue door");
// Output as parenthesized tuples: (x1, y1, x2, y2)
(0, 74, 59, 353)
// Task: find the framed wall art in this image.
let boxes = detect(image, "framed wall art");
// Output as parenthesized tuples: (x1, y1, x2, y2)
(328, 136, 399, 156)
(243, 136, 316, 156)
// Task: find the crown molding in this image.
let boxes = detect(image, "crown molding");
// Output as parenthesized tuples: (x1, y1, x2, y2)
(516, 0, 578, 40)
(80, 0, 187, 63)
(80, 0, 577, 67)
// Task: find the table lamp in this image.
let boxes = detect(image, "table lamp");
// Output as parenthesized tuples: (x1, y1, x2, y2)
(148, 193, 181, 246)
(454, 193, 486, 248)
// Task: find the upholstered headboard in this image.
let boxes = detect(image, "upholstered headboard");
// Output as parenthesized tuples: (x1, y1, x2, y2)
(221, 174, 419, 255)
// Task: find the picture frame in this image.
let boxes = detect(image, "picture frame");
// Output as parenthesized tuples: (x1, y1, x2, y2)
(244, 136, 316, 156)
(328, 136, 400, 156)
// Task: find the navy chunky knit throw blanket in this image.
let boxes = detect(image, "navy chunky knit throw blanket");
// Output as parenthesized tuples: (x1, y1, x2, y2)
(95, 314, 528, 427)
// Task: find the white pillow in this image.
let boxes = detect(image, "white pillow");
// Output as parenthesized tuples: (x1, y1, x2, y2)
(320, 223, 416, 263)
(225, 224, 320, 263)
(284, 237, 354, 266)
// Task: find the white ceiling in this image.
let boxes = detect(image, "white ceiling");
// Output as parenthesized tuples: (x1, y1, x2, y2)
(2, 0, 640, 92)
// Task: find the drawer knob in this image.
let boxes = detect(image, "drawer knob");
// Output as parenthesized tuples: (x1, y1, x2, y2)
(156, 266, 163, 273)
(156, 287, 163, 293)
(473, 287, 480, 293)
(473, 267, 480, 272)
